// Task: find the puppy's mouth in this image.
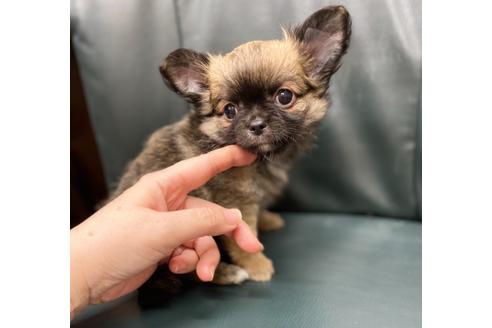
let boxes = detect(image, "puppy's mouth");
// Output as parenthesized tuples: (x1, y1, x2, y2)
(246, 143, 275, 154)
(235, 130, 291, 155)
(239, 140, 287, 155)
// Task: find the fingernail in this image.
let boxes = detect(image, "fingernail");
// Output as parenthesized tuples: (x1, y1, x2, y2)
(209, 267, 215, 281)
(259, 242, 264, 251)
(171, 263, 182, 273)
(224, 208, 242, 225)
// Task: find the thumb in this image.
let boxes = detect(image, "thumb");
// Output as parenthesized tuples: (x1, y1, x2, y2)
(155, 207, 242, 247)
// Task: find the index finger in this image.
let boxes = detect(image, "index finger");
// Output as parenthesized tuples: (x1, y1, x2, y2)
(156, 145, 256, 196)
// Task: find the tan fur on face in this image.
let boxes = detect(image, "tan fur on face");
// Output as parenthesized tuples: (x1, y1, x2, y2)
(199, 38, 328, 137)
(292, 93, 329, 125)
(207, 39, 311, 106)
(199, 115, 231, 142)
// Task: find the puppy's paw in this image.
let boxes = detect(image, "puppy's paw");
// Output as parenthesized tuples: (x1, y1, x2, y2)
(240, 253, 274, 282)
(258, 211, 285, 231)
(212, 262, 249, 285)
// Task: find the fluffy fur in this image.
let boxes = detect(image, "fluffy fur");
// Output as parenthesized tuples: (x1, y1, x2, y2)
(110, 6, 351, 299)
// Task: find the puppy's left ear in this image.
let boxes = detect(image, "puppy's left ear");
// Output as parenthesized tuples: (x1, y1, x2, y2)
(159, 48, 209, 104)
(292, 6, 351, 85)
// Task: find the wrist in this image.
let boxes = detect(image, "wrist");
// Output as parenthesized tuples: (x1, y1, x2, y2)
(70, 228, 90, 319)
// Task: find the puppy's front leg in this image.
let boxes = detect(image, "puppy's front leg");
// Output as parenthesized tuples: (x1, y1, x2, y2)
(221, 204, 274, 282)
(258, 210, 285, 231)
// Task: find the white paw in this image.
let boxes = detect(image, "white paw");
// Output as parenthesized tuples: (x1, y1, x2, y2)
(212, 262, 250, 285)
(229, 266, 250, 284)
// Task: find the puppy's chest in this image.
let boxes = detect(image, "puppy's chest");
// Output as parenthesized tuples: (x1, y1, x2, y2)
(256, 161, 290, 198)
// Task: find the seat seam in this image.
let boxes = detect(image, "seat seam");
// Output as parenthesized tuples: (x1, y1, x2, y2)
(172, 0, 184, 49)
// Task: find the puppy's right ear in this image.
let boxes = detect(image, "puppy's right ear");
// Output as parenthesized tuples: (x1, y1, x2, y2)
(159, 49, 209, 103)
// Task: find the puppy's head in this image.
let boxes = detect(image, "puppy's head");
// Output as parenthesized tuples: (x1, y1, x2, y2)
(160, 6, 351, 155)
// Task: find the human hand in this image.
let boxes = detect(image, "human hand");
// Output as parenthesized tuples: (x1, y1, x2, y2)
(70, 146, 260, 318)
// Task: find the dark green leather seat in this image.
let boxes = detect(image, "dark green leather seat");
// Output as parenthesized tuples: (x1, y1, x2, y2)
(72, 214, 420, 328)
(71, 0, 421, 326)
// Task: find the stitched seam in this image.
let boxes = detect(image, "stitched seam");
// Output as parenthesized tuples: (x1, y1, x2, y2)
(172, 0, 184, 48)
(413, 82, 422, 220)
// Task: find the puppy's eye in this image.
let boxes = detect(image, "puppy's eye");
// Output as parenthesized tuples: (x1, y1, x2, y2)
(223, 103, 237, 120)
(275, 88, 296, 107)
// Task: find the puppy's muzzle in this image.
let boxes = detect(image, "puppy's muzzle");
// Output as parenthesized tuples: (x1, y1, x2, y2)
(248, 118, 267, 136)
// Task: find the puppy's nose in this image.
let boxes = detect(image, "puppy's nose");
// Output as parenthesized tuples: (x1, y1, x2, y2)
(249, 118, 267, 136)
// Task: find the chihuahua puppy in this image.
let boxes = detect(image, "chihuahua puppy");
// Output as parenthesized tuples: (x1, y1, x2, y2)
(111, 6, 351, 287)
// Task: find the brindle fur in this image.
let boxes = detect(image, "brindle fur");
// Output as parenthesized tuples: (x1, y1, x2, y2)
(110, 6, 351, 295)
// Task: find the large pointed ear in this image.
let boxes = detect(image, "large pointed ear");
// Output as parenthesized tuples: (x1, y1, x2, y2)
(159, 48, 209, 104)
(292, 6, 351, 85)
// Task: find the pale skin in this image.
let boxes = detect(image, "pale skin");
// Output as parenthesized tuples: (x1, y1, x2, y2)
(70, 146, 262, 319)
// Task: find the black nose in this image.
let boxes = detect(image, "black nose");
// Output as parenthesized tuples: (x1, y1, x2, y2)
(249, 118, 267, 136)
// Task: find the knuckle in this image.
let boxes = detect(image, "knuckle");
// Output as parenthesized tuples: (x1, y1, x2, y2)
(210, 246, 220, 259)
(200, 207, 222, 227)
(138, 172, 168, 196)
(138, 173, 155, 185)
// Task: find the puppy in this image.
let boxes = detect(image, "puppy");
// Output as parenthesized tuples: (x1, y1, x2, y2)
(111, 6, 351, 290)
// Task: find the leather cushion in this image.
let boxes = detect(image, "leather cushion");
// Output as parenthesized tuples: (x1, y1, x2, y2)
(72, 213, 422, 327)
